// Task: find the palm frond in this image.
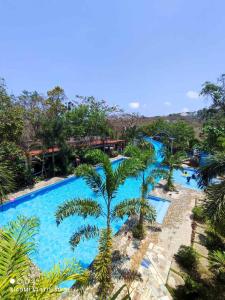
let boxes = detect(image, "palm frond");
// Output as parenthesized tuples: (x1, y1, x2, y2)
(0, 216, 39, 297)
(197, 152, 225, 187)
(110, 285, 131, 300)
(27, 260, 89, 299)
(75, 164, 105, 196)
(56, 198, 102, 225)
(123, 145, 142, 159)
(114, 158, 143, 189)
(204, 181, 225, 225)
(143, 203, 157, 223)
(209, 250, 225, 274)
(144, 168, 168, 192)
(112, 198, 140, 219)
(70, 225, 99, 249)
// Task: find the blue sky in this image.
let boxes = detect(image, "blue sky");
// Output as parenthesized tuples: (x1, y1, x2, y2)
(1, 0, 225, 116)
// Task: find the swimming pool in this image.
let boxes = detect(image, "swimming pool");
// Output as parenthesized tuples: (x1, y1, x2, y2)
(0, 138, 170, 286)
(173, 168, 200, 190)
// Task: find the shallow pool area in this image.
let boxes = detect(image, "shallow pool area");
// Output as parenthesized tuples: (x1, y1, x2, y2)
(173, 168, 200, 190)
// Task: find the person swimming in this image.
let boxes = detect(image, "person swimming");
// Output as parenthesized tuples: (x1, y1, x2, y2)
(187, 176, 191, 183)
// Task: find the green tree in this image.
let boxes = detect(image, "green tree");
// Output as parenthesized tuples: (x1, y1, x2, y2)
(197, 152, 225, 230)
(0, 142, 30, 188)
(162, 150, 184, 191)
(0, 80, 24, 143)
(200, 74, 225, 113)
(117, 144, 166, 238)
(55, 150, 141, 298)
(0, 216, 88, 299)
(0, 164, 14, 204)
(140, 119, 195, 152)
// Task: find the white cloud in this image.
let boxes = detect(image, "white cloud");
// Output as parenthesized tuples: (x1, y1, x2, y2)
(186, 90, 199, 99)
(164, 101, 172, 106)
(129, 101, 140, 109)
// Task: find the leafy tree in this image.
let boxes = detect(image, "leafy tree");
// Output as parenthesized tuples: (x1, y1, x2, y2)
(17, 90, 46, 144)
(65, 96, 118, 140)
(140, 119, 195, 152)
(200, 74, 225, 113)
(0, 216, 88, 299)
(0, 80, 24, 143)
(0, 141, 30, 188)
(38, 115, 67, 177)
(0, 164, 14, 204)
(201, 115, 225, 152)
(162, 150, 184, 191)
(46, 86, 67, 116)
(55, 150, 141, 298)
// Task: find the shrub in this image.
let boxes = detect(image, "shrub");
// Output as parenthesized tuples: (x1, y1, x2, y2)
(209, 250, 225, 283)
(205, 229, 225, 251)
(132, 224, 145, 240)
(175, 245, 199, 270)
(192, 206, 206, 222)
(183, 275, 204, 297)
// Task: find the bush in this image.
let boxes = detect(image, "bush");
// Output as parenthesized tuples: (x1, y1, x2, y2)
(192, 206, 206, 222)
(175, 245, 199, 270)
(132, 224, 144, 240)
(205, 229, 225, 251)
(183, 275, 204, 298)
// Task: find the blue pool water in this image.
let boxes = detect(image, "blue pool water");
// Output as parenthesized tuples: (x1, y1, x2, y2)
(173, 168, 200, 190)
(0, 138, 168, 285)
(0, 138, 198, 286)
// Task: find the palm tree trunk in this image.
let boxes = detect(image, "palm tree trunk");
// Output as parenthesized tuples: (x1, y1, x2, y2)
(137, 172, 145, 238)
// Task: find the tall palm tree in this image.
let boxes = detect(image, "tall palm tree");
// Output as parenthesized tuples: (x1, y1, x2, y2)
(116, 144, 167, 239)
(162, 150, 184, 191)
(197, 152, 225, 228)
(0, 164, 14, 205)
(55, 150, 141, 298)
(0, 216, 88, 299)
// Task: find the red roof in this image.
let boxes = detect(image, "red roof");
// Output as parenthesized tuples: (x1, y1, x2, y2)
(29, 139, 125, 156)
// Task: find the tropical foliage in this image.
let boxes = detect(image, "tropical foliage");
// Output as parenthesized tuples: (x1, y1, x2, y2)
(0, 216, 88, 300)
(209, 250, 225, 281)
(55, 149, 141, 298)
(120, 143, 166, 238)
(162, 150, 184, 191)
(0, 164, 14, 204)
(140, 119, 196, 151)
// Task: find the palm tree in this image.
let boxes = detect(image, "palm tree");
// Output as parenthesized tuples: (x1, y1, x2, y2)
(55, 150, 141, 298)
(162, 150, 184, 191)
(116, 144, 166, 239)
(0, 164, 14, 205)
(0, 216, 88, 299)
(209, 250, 225, 281)
(197, 152, 225, 187)
(197, 152, 225, 228)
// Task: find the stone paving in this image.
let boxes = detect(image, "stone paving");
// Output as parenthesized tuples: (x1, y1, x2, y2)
(126, 181, 203, 299)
